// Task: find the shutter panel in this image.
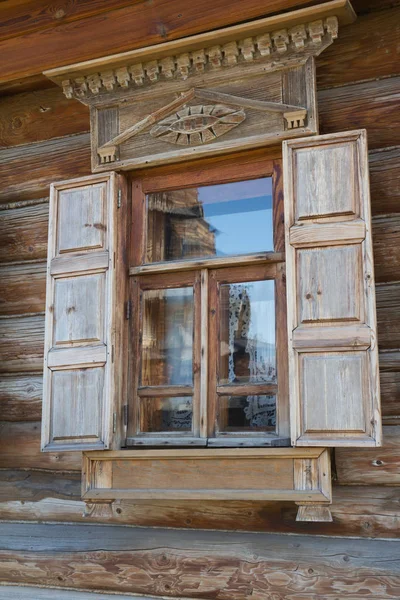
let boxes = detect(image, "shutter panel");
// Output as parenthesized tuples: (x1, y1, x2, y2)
(42, 173, 125, 452)
(284, 130, 381, 447)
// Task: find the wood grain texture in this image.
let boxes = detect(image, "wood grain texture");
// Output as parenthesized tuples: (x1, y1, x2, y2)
(0, 375, 43, 422)
(1, 468, 400, 539)
(369, 147, 400, 216)
(336, 426, 400, 484)
(318, 77, 400, 150)
(0, 133, 91, 204)
(0, 523, 399, 598)
(0, 201, 48, 263)
(376, 283, 400, 351)
(0, 422, 81, 471)
(0, 86, 88, 148)
(0, 262, 46, 316)
(372, 215, 400, 284)
(0, 586, 156, 600)
(0, 315, 44, 373)
(316, 7, 400, 89)
(381, 372, 400, 423)
(0, 0, 332, 85)
(0, 0, 142, 42)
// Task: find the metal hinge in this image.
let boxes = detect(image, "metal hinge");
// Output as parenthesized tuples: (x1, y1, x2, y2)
(113, 412, 117, 433)
(117, 189, 122, 209)
(125, 299, 132, 320)
(123, 404, 128, 427)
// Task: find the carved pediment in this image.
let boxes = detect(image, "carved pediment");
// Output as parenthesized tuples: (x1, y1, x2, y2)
(43, 0, 356, 171)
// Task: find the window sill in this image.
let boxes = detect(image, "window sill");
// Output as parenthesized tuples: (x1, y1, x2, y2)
(82, 447, 332, 522)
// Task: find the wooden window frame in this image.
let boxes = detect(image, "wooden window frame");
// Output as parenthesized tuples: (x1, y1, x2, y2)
(127, 150, 289, 447)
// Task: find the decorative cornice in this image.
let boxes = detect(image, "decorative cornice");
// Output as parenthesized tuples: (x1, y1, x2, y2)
(43, 1, 356, 103)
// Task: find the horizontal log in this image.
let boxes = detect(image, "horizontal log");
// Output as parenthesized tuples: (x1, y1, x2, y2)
(381, 372, 400, 423)
(0, 421, 81, 471)
(318, 76, 400, 150)
(376, 282, 400, 351)
(316, 7, 400, 89)
(0, 467, 400, 539)
(0, 201, 48, 262)
(369, 146, 400, 216)
(380, 351, 400, 372)
(336, 425, 400, 484)
(0, 86, 89, 147)
(0, 374, 43, 422)
(0, 315, 44, 373)
(372, 215, 400, 284)
(0, 523, 399, 598)
(0, 262, 46, 315)
(0, 0, 330, 85)
(0, 0, 140, 42)
(351, 0, 400, 13)
(0, 132, 91, 204)
(0, 586, 153, 600)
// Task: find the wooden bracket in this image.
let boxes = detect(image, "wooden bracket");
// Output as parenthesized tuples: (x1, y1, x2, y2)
(296, 502, 333, 522)
(84, 501, 115, 519)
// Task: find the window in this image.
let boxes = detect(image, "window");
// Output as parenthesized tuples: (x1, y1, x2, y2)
(127, 157, 289, 446)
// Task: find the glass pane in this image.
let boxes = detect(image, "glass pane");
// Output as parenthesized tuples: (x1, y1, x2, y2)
(219, 280, 276, 384)
(146, 177, 273, 263)
(140, 397, 193, 432)
(218, 395, 276, 432)
(141, 287, 194, 386)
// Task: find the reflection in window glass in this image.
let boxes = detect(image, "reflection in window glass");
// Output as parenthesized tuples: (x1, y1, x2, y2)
(141, 287, 193, 386)
(218, 395, 276, 432)
(146, 177, 273, 263)
(140, 397, 193, 433)
(219, 280, 276, 385)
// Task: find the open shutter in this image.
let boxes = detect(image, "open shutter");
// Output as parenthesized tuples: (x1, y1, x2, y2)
(42, 173, 127, 452)
(284, 130, 381, 447)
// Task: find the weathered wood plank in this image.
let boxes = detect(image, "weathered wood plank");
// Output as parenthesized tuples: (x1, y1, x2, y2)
(0, 202, 48, 263)
(316, 7, 400, 89)
(376, 283, 400, 351)
(0, 87, 88, 147)
(0, 523, 399, 598)
(0, 375, 43, 422)
(351, 0, 400, 14)
(372, 215, 400, 284)
(0, 262, 46, 316)
(319, 77, 400, 150)
(0, 0, 331, 85)
(380, 351, 400, 372)
(0, 586, 154, 600)
(0, 422, 81, 471)
(381, 372, 400, 424)
(1, 469, 400, 539)
(0, 315, 44, 373)
(0, 0, 141, 42)
(0, 133, 91, 204)
(369, 147, 400, 216)
(336, 426, 400, 484)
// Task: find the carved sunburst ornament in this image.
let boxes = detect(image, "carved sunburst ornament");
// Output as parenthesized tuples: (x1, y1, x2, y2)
(150, 104, 246, 146)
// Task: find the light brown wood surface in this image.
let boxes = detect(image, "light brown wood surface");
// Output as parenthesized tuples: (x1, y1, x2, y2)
(0, 523, 399, 599)
(284, 130, 381, 447)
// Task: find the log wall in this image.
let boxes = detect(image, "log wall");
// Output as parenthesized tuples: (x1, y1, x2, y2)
(0, 1, 399, 598)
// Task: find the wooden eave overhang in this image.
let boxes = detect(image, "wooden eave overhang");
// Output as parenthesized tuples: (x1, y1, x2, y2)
(43, 0, 356, 103)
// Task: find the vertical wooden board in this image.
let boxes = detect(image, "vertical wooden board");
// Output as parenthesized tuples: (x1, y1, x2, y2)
(42, 173, 125, 452)
(298, 245, 361, 323)
(57, 183, 106, 254)
(301, 352, 367, 434)
(293, 141, 357, 220)
(51, 368, 104, 443)
(53, 273, 105, 346)
(284, 130, 381, 447)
